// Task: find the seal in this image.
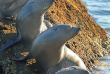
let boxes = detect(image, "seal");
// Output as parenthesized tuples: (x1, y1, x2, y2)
(0, 0, 14, 5)
(15, 24, 88, 73)
(0, 0, 54, 51)
(55, 66, 90, 74)
(0, 0, 28, 19)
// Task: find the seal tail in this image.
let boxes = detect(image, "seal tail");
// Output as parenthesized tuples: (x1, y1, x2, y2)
(14, 53, 31, 62)
(0, 30, 22, 52)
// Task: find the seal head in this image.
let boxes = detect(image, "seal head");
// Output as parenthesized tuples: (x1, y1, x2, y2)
(34, 24, 81, 46)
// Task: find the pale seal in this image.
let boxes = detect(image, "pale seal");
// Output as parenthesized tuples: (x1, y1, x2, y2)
(15, 24, 89, 74)
(0, 0, 54, 51)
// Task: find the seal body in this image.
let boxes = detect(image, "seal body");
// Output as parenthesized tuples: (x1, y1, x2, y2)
(24, 24, 88, 73)
(16, 0, 54, 43)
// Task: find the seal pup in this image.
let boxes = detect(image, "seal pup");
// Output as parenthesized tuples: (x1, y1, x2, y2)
(0, 0, 28, 19)
(55, 66, 90, 74)
(0, 0, 54, 51)
(16, 24, 88, 73)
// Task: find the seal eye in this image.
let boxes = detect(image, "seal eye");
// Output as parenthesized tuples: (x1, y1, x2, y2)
(52, 28, 58, 31)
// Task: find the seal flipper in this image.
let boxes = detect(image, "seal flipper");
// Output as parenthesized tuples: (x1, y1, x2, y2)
(15, 53, 31, 62)
(0, 30, 22, 52)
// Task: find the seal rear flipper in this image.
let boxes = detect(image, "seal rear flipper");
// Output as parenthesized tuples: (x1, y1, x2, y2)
(0, 30, 22, 52)
(14, 53, 31, 62)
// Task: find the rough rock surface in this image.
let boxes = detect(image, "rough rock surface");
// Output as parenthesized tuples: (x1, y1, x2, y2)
(0, 0, 108, 74)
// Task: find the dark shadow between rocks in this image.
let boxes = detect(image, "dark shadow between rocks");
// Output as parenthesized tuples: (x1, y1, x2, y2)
(0, 64, 4, 74)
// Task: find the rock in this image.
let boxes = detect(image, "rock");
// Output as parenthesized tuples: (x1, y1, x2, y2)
(107, 45, 110, 52)
(0, 0, 108, 73)
(0, 64, 4, 74)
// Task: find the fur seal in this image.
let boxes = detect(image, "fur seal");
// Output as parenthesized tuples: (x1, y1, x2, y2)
(15, 24, 88, 74)
(0, 0, 28, 19)
(55, 66, 90, 74)
(0, 0, 54, 51)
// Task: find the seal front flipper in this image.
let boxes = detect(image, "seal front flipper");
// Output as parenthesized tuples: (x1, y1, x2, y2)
(15, 53, 31, 62)
(0, 30, 22, 52)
